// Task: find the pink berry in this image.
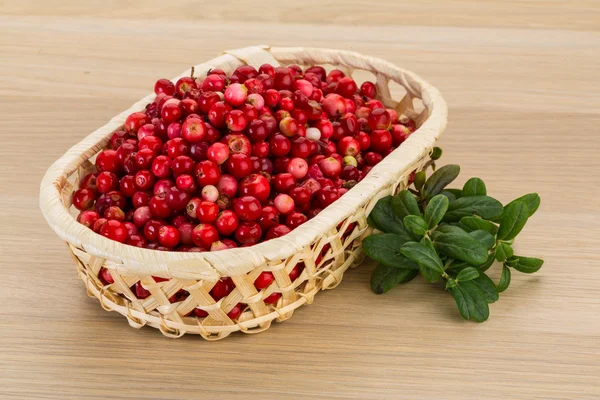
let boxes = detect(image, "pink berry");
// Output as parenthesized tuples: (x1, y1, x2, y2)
(207, 142, 230, 165)
(274, 194, 295, 215)
(318, 157, 342, 179)
(181, 117, 207, 143)
(224, 83, 248, 106)
(201, 185, 219, 202)
(286, 158, 308, 180)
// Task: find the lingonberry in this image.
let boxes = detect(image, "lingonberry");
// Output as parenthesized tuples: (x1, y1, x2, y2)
(263, 292, 281, 304)
(391, 124, 411, 146)
(223, 134, 252, 156)
(215, 210, 239, 236)
(208, 101, 232, 128)
(279, 117, 299, 137)
(233, 65, 258, 82)
(175, 76, 195, 97)
(254, 271, 274, 290)
(77, 210, 99, 229)
(189, 141, 209, 161)
(279, 97, 294, 111)
(171, 155, 194, 176)
(370, 129, 393, 153)
(194, 160, 221, 186)
(143, 220, 163, 242)
(252, 142, 270, 158)
(186, 197, 202, 219)
(151, 155, 172, 178)
(227, 303, 243, 320)
(367, 99, 384, 111)
(96, 171, 118, 194)
(202, 74, 226, 92)
(217, 174, 238, 197)
(158, 225, 180, 248)
(201, 184, 219, 202)
(104, 206, 125, 221)
(96, 150, 121, 173)
(153, 179, 173, 196)
(233, 196, 262, 221)
(132, 191, 151, 208)
(224, 83, 248, 106)
(73, 188, 96, 211)
(235, 222, 262, 245)
(133, 206, 152, 228)
(154, 78, 175, 96)
(341, 165, 360, 181)
(247, 93, 265, 111)
(166, 187, 191, 211)
(337, 136, 361, 157)
(259, 63, 276, 78)
(196, 201, 219, 223)
(161, 102, 182, 123)
(125, 233, 147, 248)
(225, 109, 249, 132)
(125, 112, 149, 134)
(165, 138, 190, 159)
(318, 157, 342, 178)
(326, 69, 345, 83)
(134, 170, 155, 191)
(368, 108, 391, 131)
(178, 222, 194, 246)
(257, 206, 279, 231)
(274, 173, 296, 193)
(286, 158, 308, 180)
(286, 212, 307, 229)
(149, 194, 171, 219)
(336, 77, 358, 98)
(273, 67, 294, 90)
(289, 186, 311, 205)
(270, 134, 291, 157)
(274, 194, 295, 215)
(100, 220, 128, 243)
(181, 117, 206, 143)
(226, 154, 252, 179)
(265, 224, 291, 239)
(238, 174, 270, 203)
(191, 224, 220, 249)
(360, 81, 376, 98)
(316, 187, 341, 208)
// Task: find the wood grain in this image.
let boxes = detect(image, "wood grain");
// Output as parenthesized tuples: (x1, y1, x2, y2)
(1, 1, 599, 399)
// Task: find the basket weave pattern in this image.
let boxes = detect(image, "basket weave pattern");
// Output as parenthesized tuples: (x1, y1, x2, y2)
(40, 46, 447, 340)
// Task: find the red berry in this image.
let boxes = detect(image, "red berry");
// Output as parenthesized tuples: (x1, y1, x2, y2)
(257, 206, 279, 231)
(171, 155, 194, 176)
(73, 188, 96, 211)
(215, 210, 239, 236)
(202, 74, 226, 92)
(158, 225, 180, 247)
(254, 271, 274, 290)
(161, 102, 182, 123)
(196, 201, 219, 223)
(274, 194, 295, 215)
(316, 187, 341, 208)
(96, 150, 121, 173)
(208, 101, 232, 128)
(336, 77, 358, 98)
(360, 81, 376, 98)
(181, 117, 207, 143)
(217, 174, 238, 198)
(368, 108, 391, 131)
(238, 174, 271, 203)
(226, 154, 252, 179)
(149, 194, 171, 218)
(318, 157, 342, 178)
(207, 142, 230, 165)
(125, 112, 149, 134)
(175, 76, 195, 97)
(337, 136, 361, 157)
(77, 210, 99, 228)
(233, 196, 262, 222)
(225, 110, 249, 132)
(263, 292, 281, 304)
(235, 222, 262, 244)
(155, 79, 175, 96)
(134, 170, 155, 191)
(223, 134, 252, 156)
(194, 160, 221, 186)
(192, 224, 220, 249)
(143, 219, 163, 242)
(100, 220, 128, 243)
(273, 67, 294, 90)
(391, 124, 411, 147)
(286, 212, 307, 229)
(104, 206, 125, 221)
(370, 129, 393, 153)
(274, 173, 296, 193)
(165, 138, 190, 159)
(270, 134, 291, 157)
(166, 187, 191, 211)
(151, 155, 172, 178)
(266, 224, 291, 239)
(227, 303, 243, 320)
(289, 186, 311, 205)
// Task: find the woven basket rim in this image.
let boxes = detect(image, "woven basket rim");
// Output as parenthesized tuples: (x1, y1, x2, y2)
(39, 45, 447, 281)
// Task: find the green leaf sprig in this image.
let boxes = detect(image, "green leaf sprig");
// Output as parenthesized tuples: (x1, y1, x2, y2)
(364, 147, 543, 322)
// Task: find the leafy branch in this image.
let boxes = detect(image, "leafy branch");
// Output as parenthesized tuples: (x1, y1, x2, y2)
(363, 147, 543, 322)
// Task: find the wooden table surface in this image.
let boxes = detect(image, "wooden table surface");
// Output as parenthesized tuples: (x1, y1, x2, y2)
(1, 1, 599, 399)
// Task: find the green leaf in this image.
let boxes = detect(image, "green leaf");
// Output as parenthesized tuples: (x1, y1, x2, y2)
(414, 171, 426, 190)
(478, 254, 496, 272)
(445, 278, 457, 289)
(456, 267, 479, 282)
(370, 196, 412, 239)
(362, 234, 418, 269)
(458, 216, 498, 235)
(462, 178, 487, 196)
(510, 256, 544, 273)
(420, 264, 442, 283)
(423, 164, 460, 198)
(391, 190, 421, 219)
(503, 193, 541, 218)
(449, 282, 490, 322)
(400, 240, 444, 274)
(430, 146, 443, 160)
(424, 194, 449, 229)
(497, 265, 511, 292)
(443, 195, 504, 222)
(434, 230, 489, 265)
(440, 189, 463, 202)
(495, 242, 513, 262)
(403, 215, 428, 237)
(370, 264, 419, 294)
(469, 230, 495, 250)
(497, 201, 529, 241)
(506, 257, 520, 268)
(471, 273, 499, 303)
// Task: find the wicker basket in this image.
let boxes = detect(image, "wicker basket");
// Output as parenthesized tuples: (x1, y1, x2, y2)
(40, 46, 447, 340)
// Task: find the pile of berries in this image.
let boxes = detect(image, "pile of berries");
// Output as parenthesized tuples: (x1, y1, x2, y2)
(74, 64, 416, 254)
